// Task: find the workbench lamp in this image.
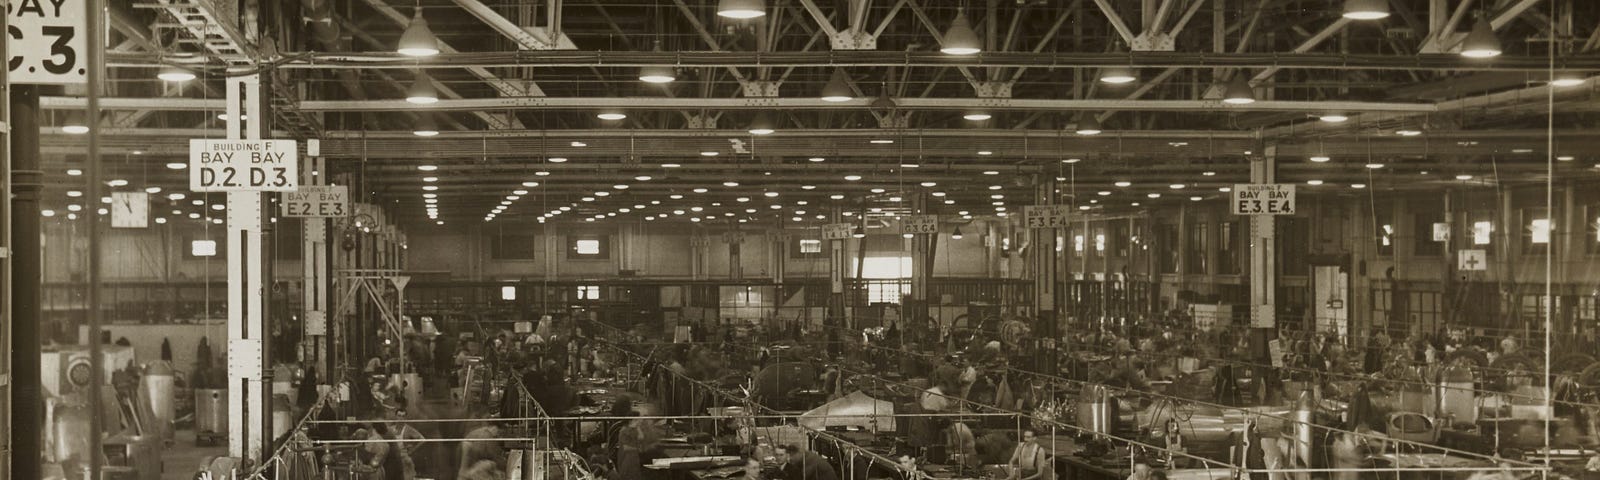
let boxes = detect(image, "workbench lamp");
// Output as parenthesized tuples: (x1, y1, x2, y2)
(397, 9, 440, 57)
(1459, 18, 1502, 58)
(717, 0, 766, 19)
(940, 13, 982, 55)
(1341, 0, 1390, 20)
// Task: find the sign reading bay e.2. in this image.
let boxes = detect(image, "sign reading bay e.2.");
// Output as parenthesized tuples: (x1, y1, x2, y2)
(189, 139, 299, 192)
(1023, 205, 1072, 228)
(282, 186, 349, 218)
(7, 0, 88, 85)
(1231, 183, 1296, 215)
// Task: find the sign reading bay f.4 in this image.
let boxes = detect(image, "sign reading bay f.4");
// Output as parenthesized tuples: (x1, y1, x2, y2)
(7, 0, 88, 84)
(189, 139, 299, 192)
(1231, 183, 1296, 215)
(282, 186, 349, 218)
(1023, 205, 1072, 228)
(900, 215, 939, 234)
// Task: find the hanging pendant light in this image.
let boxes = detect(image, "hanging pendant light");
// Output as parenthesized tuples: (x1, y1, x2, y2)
(748, 112, 776, 135)
(717, 0, 766, 19)
(951, 227, 964, 240)
(940, 13, 982, 55)
(820, 69, 853, 102)
(1342, 0, 1390, 20)
(1221, 75, 1256, 104)
(397, 9, 440, 57)
(63, 112, 89, 134)
(157, 65, 196, 82)
(1100, 66, 1137, 84)
(963, 111, 992, 121)
(597, 110, 628, 121)
(639, 65, 676, 83)
(406, 71, 439, 104)
(1460, 18, 1502, 58)
(413, 115, 439, 137)
(1075, 115, 1103, 135)
(1551, 71, 1587, 87)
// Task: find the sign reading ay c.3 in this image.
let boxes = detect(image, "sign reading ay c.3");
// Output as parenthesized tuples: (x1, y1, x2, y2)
(8, 0, 87, 85)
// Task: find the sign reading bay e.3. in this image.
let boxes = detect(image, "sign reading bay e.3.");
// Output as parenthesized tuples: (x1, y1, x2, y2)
(189, 139, 299, 192)
(1231, 183, 1296, 215)
(7, 0, 88, 85)
(282, 185, 349, 218)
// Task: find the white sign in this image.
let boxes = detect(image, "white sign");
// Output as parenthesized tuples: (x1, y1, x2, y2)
(191, 240, 218, 257)
(1458, 249, 1487, 271)
(1023, 205, 1071, 228)
(189, 139, 299, 192)
(822, 223, 853, 240)
(281, 185, 349, 217)
(7, 0, 87, 84)
(900, 215, 939, 234)
(1231, 184, 1296, 215)
(1432, 223, 1450, 242)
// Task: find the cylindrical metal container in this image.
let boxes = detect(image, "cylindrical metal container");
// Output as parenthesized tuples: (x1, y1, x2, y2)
(1438, 363, 1477, 424)
(194, 389, 228, 437)
(271, 394, 294, 440)
(142, 361, 177, 442)
(1075, 384, 1114, 435)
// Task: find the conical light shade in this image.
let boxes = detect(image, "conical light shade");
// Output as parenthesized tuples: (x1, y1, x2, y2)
(397, 10, 440, 57)
(413, 115, 439, 137)
(63, 111, 89, 134)
(1222, 75, 1256, 104)
(1075, 115, 1102, 135)
(940, 13, 982, 55)
(717, 0, 766, 19)
(639, 65, 676, 83)
(1460, 18, 1502, 58)
(157, 65, 196, 82)
(1342, 0, 1390, 20)
(406, 71, 439, 104)
(1100, 66, 1137, 84)
(748, 112, 776, 135)
(820, 69, 853, 102)
(951, 227, 964, 239)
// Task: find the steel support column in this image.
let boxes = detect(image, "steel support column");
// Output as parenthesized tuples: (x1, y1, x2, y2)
(828, 209, 847, 358)
(225, 74, 268, 461)
(302, 154, 330, 380)
(7, 86, 39, 480)
(1248, 146, 1278, 369)
(910, 195, 931, 333)
(1031, 176, 1061, 374)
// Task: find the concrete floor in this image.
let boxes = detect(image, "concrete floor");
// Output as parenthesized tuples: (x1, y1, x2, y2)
(160, 429, 227, 480)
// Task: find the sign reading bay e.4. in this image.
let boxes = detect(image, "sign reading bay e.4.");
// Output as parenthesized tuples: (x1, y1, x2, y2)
(281, 185, 349, 218)
(189, 139, 299, 192)
(1231, 183, 1296, 215)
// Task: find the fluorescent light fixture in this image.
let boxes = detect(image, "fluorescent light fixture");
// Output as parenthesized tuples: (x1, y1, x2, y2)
(166, 162, 187, 170)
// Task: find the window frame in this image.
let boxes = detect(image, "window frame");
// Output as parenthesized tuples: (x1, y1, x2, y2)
(567, 234, 611, 260)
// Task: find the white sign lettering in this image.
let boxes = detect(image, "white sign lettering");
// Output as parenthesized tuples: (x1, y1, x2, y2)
(822, 223, 853, 240)
(1231, 184, 1296, 215)
(1023, 205, 1071, 228)
(281, 185, 349, 217)
(900, 215, 939, 234)
(189, 139, 299, 192)
(7, 0, 87, 85)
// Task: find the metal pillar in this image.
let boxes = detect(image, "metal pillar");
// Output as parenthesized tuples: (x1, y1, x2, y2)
(302, 155, 330, 379)
(1248, 146, 1278, 363)
(827, 209, 847, 356)
(225, 74, 269, 461)
(728, 229, 742, 281)
(1031, 176, 1061, 373)
(910, 196, 931, 331)
(0, 10, 10, 475)
(7, 86, 39, 480)
(86, 3, 108, 478)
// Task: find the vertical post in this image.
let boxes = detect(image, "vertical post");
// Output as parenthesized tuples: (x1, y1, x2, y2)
(1031, 176, 1060, 373)
(85, 2, 107, 479)
(827, 209, 846, 357)
(728, 229, 742, 281)
(0, 2, 11, 471)
(1249, 146, 1278, 365)
(303, 154, 329, 379)
(7, 90, 38, 480)
(226, 74, 268, 461)
(910, 196, 930, 332)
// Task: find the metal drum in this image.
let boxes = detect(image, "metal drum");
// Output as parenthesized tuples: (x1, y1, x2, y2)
(194, 389, 228, 446)
(142, 361, 177, 442)
(52, 402, 93, 465)
(1437, 363, 1476, 425)
(391, 372, 422, 409)
(1075, 384, 1115, 435)
(1396, 366, 1435, 414)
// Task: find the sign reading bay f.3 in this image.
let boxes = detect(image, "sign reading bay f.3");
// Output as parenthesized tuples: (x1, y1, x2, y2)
(1231, 183, 1296, 215)
(7, 0, 88, 85)
(282, 186, 349, 218)
(189, 139, 299, 192)
(1023, 205, 1072, 228)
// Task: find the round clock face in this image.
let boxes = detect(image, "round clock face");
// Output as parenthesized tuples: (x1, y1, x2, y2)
(68, 360, 93, 388)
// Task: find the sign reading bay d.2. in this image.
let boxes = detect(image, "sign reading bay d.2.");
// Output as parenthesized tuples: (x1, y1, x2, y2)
(189, 139, 299, 192)
(1231, 183, 1296, 215)
(7, 0, 88, 85)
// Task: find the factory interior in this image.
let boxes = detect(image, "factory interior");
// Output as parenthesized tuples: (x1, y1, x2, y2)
(5, 0, 1600, 479)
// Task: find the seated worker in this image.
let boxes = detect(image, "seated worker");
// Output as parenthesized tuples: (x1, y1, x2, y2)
(1007, 429, 1048, 480)
(777, 444, 838, 480)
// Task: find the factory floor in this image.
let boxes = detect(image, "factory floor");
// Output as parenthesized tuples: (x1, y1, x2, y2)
(160, 429, 227, 480)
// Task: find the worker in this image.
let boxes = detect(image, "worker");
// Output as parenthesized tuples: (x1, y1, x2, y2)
(777, 445, 838, 480)
(1007, 429, 1047, 480)
(616, 417, 665, 480)
(458, 421, 507, 479)
(1126, 459, 1155, 480)
(742, 457, 767, 480)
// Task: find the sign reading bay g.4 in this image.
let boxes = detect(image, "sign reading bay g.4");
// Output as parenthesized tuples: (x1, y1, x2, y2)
(189, 139, 299, 192)
(1023, 205, 1072, 228)
(1231, 183, 1296, 215)
(282, 185, 349, 218)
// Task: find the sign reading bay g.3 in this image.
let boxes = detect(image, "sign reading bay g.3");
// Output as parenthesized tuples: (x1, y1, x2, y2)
(1231, 183, 1296, 215)
(189, 139, 299, 192)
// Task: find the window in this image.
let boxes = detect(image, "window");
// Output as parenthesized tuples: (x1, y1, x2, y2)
(576, 285, 601, 300)
(1588, 206, 1600, 254)
(190, 239, 217, 257)
(1374, 206, 1394, 256)
(799, 239, 822, 253)
(1094, 228, 1106, 257)
(1110, 222, 1130, 257)
(1522, 208, 1552, 254)
(490, 234, 537, 260)
(1414, 213, 1444, 256)
(1278, 217, 1309, 276)
(1472, 220, 1493, 246)
(858, 256, 912, 304)
(1157, 224, 1179, 274)
(1187, 222, 1208, 274)
(567, 235, 610, 259)
(1219, 221, 1240, 275)
(1073, 234, 1085, 256)
(791, 237, 826, 258)
(500, 286, 517, 301)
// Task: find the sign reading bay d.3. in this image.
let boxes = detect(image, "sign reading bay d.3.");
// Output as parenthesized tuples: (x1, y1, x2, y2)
(1231, 183, 1296, 215)
(189, 139, 299, 192)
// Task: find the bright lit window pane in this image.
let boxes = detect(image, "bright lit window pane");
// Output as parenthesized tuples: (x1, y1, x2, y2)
(1074, 235, 1085, 252)
(191, 240, 217, 257)
(858, 256, 912, 278)
(1530, 219, 1552, 244)
(1473, 221, 1493, 245)
(575, 239, 601, 255)
(577, 285, 600, 299)
(501, 286, 517, 300)
(1095, 234, 1106, 252)
(799, 239, 822, 253)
